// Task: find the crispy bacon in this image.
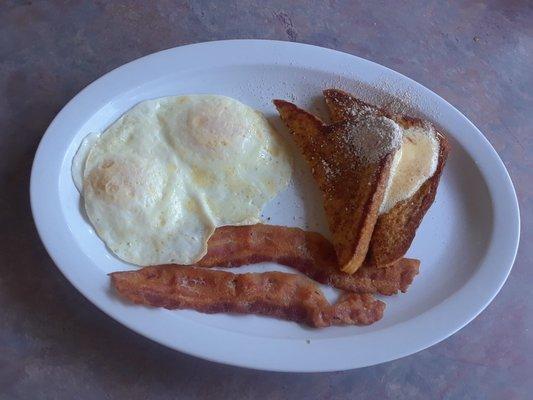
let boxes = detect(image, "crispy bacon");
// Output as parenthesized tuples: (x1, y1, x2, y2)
(110, 266, 385, 327)
(191, 224, 420, 295)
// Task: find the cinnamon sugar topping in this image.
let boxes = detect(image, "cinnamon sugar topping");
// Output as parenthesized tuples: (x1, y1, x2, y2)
(342, 114, 402, 163)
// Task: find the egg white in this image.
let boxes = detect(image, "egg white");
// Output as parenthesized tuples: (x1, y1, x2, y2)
(76, 95, 291, 265)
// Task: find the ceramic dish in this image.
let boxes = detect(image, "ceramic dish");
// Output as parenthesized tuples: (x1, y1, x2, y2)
(30, 40, 520, 372)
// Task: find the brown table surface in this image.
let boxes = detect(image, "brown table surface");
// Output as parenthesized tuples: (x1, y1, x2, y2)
(1, 1, 531, 399)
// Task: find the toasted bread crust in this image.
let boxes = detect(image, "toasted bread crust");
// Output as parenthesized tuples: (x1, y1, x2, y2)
(273, 100, 394, 274)
(368, 130, 449, 266)
(324, 88, 385, 121)
(323, 89, 450, 266)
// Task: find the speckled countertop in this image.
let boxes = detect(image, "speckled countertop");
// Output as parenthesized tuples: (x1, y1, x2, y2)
(1, 1, 531, 399)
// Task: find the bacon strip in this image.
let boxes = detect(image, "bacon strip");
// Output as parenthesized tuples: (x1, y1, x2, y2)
(190, 224, 420, 295)
(110, 267, 385, 327)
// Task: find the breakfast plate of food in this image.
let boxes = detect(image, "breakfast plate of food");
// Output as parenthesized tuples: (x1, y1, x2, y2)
(30, 40, 520, 372)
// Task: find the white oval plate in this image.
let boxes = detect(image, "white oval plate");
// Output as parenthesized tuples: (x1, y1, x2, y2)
(30, 40, 520, 372)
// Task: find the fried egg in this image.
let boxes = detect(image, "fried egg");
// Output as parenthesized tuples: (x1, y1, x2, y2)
(73, 95, 291, 265)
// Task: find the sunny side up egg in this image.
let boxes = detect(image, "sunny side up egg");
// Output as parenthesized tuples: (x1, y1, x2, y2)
(72, 95, 292, 265)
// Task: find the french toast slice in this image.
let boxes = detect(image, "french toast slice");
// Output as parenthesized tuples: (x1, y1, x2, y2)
(323, 89, 450, 266)
(273, 99, 401, 274)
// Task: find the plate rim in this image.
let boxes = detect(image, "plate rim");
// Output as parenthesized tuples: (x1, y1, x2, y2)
(30, 39, 520, 372)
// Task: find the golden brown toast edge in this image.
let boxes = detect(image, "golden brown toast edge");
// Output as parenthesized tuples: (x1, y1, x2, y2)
(368, 127, 449, 266)
(273, 99, 394, 274)
(323, 89, 450, 266)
